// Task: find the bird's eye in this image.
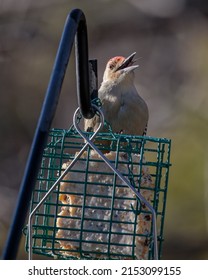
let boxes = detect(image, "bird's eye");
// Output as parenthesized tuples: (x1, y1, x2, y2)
(109, 63, 114, 70)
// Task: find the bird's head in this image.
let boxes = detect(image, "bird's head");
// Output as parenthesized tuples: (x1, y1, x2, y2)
(103, 52, 138, 83)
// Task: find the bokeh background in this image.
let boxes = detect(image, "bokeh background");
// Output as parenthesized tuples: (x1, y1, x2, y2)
(1, 0, 208, 259)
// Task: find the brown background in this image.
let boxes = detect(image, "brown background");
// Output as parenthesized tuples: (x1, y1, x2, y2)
(0, 0, 208, 259)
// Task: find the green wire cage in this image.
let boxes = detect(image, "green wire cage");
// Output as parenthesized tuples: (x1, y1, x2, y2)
(25, 106, 171, 260)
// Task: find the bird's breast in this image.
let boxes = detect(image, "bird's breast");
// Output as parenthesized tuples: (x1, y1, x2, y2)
(100, 88, 148, 135)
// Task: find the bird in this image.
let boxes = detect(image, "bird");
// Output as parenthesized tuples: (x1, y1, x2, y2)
(84, 52, 149, 151)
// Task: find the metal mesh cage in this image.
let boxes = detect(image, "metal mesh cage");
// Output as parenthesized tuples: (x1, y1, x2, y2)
(25, 127, 171, 260)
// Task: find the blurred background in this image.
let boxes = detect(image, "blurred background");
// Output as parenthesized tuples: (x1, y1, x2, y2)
(0, 0, 208, 259)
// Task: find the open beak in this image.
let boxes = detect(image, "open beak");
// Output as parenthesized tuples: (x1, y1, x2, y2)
(116, 52, 139, 72)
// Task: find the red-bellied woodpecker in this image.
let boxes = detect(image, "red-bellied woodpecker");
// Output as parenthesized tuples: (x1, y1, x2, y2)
(85, 52, 149, 148)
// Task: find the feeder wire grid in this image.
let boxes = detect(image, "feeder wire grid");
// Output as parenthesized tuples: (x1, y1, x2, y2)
(25, 116, 171, 260)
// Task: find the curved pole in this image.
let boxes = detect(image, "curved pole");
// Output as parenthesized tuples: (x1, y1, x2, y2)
(2, 8, 94, 260)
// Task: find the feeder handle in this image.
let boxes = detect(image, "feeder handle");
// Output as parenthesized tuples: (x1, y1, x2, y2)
(73, 10, 96, 119)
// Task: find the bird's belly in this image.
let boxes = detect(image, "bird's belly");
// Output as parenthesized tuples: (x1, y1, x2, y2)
(109, 104, 147, 136)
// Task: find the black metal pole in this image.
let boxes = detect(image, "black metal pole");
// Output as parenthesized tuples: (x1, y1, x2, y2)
(2, 8, 94, 260)
(75, 20, 95, 119)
